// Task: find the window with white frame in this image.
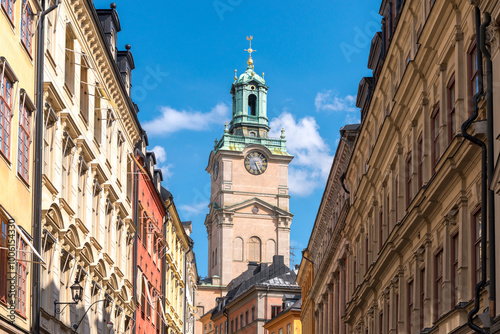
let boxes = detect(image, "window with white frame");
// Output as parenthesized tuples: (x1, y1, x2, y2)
(43, 104, 58, 180)
(77, 158, 88, 221)
(92, 179, 102, 238)
(0, 66, 13, 160)
(20, 0, 34, 55)
(61, 134, 75, 202)
(64, 26, 75, 94)
(17, 93, 32, 183)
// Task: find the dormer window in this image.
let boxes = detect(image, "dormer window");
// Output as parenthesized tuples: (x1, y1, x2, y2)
(248, 94, 257, 116)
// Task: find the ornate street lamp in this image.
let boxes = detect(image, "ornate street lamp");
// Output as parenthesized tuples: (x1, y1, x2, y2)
(54, 278, 84, 316)
(72, 295, 113, 333)
(70, 279, 84, 302)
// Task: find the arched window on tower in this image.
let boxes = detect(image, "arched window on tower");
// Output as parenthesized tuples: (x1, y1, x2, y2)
(248, 94, 257, 116)
(266, 239, 276, 263)
(248, 237, 261, 262)
(234, 237, 244, 261)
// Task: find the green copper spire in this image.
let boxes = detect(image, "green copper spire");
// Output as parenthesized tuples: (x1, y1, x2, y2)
(212, 37, 290, 156)
(228, 36, 269, 137)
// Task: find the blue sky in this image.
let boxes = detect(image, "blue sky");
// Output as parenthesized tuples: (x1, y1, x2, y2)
(94, 0, 379, 276)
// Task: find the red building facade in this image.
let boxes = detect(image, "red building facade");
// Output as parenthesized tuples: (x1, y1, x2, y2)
(134, 142, 168, 334)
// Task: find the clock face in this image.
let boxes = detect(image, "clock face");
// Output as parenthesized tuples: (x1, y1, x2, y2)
(244, 151, 268, 175)
(213, 161, 219, 180)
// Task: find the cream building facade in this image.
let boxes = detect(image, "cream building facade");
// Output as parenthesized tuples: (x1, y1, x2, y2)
(182, 221, 198, 334)
(297, 125, 358, 334)
(38, 1, 141, 333)
(300, 0, 500, 333)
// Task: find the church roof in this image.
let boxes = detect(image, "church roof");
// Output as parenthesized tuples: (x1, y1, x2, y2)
(234, 65, 266, 86)
(211, 255, 299, 318)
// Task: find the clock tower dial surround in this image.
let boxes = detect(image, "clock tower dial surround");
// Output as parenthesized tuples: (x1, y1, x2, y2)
(205, 44, 294, 285)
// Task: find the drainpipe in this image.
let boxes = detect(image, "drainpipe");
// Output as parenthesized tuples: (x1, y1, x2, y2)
(223, 309, 229, 334)
(301, 249, 314, 265)
(265, 285, 270, 334)
(132, 145, 141, 334)
(183, 239, 194, 334)
(162, 193, 172, 334)
(463, 6, 488, 334)
(480, 12, 496, 320)
(33, 1, 60, 333)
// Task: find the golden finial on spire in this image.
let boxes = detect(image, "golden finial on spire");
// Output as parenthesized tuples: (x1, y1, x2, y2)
(234, 69, 237, 80)
(244, 36, 256, 66)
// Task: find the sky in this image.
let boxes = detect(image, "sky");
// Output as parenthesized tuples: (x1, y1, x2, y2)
(93, 0, 379, 276)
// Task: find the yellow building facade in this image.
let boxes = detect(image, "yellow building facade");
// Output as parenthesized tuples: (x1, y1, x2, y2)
(163, 195, 194, 334)
(264, 299, 302, 334)
(0, 0, 40, 332)
(296, 251, 314, 334)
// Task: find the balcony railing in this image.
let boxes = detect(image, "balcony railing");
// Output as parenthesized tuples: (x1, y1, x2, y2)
(214, 133, 289, 154)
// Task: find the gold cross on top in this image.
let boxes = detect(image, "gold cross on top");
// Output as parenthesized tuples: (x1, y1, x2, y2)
(245, 36, 257, 55)
(245, 36, 256, 65)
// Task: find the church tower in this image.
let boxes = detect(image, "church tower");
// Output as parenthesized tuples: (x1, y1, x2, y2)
(205, 37, 293, 285)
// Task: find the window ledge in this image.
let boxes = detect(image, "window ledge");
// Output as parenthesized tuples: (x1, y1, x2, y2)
(0, 5, 15, 31)
(63, 82, 74, 102)
(59, 197, 75, 217)
(93, 137, 102, 153)
(20, 40, 33, 62)
(0, 151, 11, 171)
(79, 112, 89, 129)
(17, 172, 30, 189)
(105, 159, 112, 173)
(46, 50, 57, 72)
(75, 217, 89, 235)
(42, 174, 59, 197)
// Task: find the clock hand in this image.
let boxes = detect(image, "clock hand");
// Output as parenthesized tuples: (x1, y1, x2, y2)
(255, 162, 262, 173)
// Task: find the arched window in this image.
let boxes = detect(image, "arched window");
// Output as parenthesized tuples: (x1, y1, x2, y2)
(266, 239, 276, 263)
(233, 237, 244, 261)
(248, 94, 257, 116)
(248, 237, 261, 262)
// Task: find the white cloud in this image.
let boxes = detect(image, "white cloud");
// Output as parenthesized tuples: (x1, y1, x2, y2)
(290, 239, 305, 249)
(179, 201, 209, 217)
(315, 90, 356, 113)
(269, 112, 333, 197)
(143, 103, 230, 136)
(315, 90, 360, 125)
(151, 145, 173, 181)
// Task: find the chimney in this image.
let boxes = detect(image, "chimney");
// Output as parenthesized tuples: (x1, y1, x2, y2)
(248, 262, 259, 272)
(273, 255, 284, 266)
(212, 275, 221, 286)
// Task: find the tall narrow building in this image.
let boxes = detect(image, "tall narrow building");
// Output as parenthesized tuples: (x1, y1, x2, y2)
(197, 38, 294, 333)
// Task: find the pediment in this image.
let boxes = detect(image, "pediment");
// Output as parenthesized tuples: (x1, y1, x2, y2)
(221, 197, 293, 218)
